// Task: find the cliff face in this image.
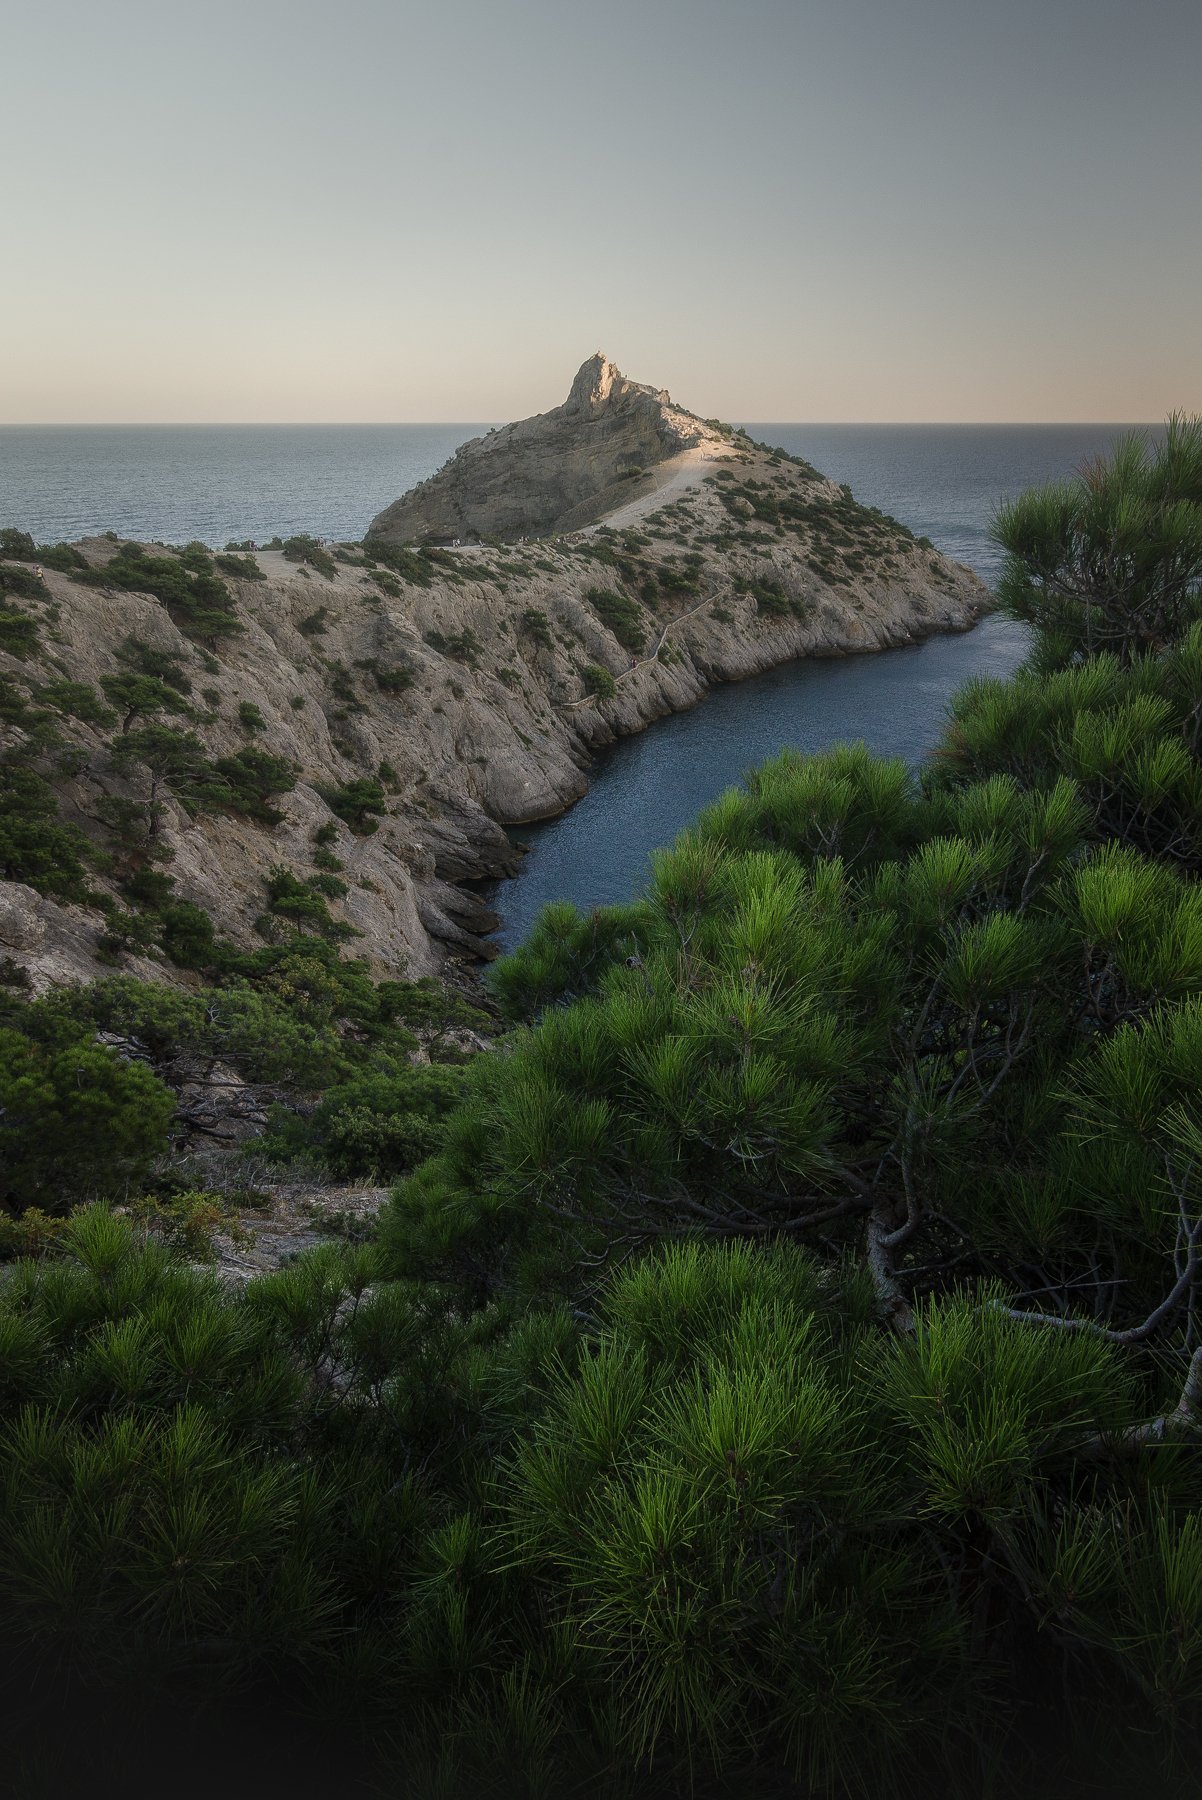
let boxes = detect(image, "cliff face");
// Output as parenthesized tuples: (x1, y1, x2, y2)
(0, 366, 991, 995)
(368, 354, 729, 544)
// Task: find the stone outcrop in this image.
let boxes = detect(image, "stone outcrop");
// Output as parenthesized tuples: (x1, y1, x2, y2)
(0, 359, 993, 995)
(368, 353, 729, 544)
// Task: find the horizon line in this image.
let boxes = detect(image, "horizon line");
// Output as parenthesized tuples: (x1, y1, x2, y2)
(0, 418, 1169, 430)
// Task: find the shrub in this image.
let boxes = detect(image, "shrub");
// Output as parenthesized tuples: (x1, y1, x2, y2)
(36, 679, 116, 727)
(584, 585, 646, 653)
(79, 545, 241, 642)
(993, 415, 1202, 667)
(581, 663, 616, 699)
(0, 605, 39, 658)
(318, 777, 388, 834)
(355, 656, 414, 695)
(424, 628, 483, 665)
(261, 1063, 466, 1177)
(0, 1023, 175, 1211)
(215, 552, 266, 580)
(206, 747, 296, 823)
(520, 608, 554, 650)
(116, 635, 193, 694)
(0, 760, 94, 899)
(282, 535, 337, 580)
(101, 672, 190, 733)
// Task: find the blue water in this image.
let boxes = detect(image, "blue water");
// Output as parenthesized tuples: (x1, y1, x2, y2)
(0, 424, 490, 548)
(484, 423, 1161, 946)
(0, 421, 1158, 568)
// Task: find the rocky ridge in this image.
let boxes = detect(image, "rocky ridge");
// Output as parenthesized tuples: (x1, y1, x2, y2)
(1, 363, 990, 994)
(369, 353, 730, 544)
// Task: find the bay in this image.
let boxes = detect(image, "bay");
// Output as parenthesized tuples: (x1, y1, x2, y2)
(485, 424, 1160, 946)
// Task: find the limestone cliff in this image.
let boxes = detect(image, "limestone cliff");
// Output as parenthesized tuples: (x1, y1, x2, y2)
(368, 354, 729, 544)
(0, 369, 991, 996)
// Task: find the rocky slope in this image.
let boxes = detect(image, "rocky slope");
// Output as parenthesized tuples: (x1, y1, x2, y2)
(0, 365, 990, 994)
(369, 353, 730, 544)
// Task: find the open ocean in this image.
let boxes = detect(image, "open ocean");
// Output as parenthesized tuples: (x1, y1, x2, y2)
(0, 421, 1160, 589)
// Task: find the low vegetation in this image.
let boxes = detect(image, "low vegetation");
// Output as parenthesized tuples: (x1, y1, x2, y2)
(2, 427, 1202, 1793)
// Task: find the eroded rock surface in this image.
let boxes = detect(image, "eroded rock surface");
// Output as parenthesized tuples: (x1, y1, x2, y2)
(369, 353, 729, 544)
(0, 361, 991, 993)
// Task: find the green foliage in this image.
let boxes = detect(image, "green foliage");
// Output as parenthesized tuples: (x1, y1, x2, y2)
(0, 759, 94, 899)
(0, 1024, 175, 1211)
(282, 534, 337, 579)
(35, 678, 116, 726)
(354, 655, 414, 695)
(585, 585, 646, 653)
(993, 414, 1202, 666)
(101, 671, 190, 732)
(581, 663, 617, 699)
(0, 602, 40, 658)
(237, 699, 266, 732)
(78, 543, 241, 642)
(424, 627, 483, 665)
(0, 528, 87, 572)
(258, 866, 358, 944)
(318, 777, 388, 833)
(205, 746, 296, 822)
(4, 433, 1202, 1789)
(115, 634, 193, 693)
(520, 607, 554, 649)
(262, 1062, 467, 1178)
(215, 551, 266, 580)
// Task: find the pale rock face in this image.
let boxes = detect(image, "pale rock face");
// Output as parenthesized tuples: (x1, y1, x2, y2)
(368, 353, 727, 545)
(0, 358, 992, 993)
(0, 883, 46, 951)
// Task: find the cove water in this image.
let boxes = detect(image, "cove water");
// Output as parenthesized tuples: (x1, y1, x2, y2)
(485, 423, 1161, 947)
(0, 419, 1159, 946)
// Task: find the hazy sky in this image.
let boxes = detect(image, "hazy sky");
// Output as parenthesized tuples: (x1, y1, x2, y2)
(6, 0, 1200, 423)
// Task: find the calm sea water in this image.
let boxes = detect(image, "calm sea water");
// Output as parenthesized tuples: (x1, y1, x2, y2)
(0, 421, 1158, 572)
(0, 424, 490, 548)
(0, 419, 1159, 946)
(485, 423, 1161, 947)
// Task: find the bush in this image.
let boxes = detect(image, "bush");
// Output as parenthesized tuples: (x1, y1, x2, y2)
(101, 672, 190, 732)
(215, 552, 266, 581)
(116, 635, 193, 693)
(0, 1023, 175, 1211)
(0, 604, 39, 658)
(206, 747, 296, 823)
(261, 1062, 466, 1177)
(318, 777, 387, 833)
(424, 627, 483, 665)
(36, 679, 116, 726)
(584, 585, 646, 653)
(581, 663, 616, 699)
(0, 759, 94, 899)
(993, 414, 1202, 667)
(282, 535, 337, 580)
(79, 544, 241, 642)
(520, 607, 554, 649)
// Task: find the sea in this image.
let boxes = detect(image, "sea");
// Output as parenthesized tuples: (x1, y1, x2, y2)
(0, 420, 1159, 944)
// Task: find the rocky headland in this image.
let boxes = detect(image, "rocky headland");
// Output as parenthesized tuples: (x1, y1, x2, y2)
(369, 353, 731, 544)
(0, 357, 989, 994)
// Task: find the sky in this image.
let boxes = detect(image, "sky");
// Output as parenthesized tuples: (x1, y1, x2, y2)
(5, 0, 1201, 424)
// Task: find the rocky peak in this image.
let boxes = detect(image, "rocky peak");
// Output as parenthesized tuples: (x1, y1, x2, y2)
(565, 352, 620, 415)
(368, 354, 713, 545)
